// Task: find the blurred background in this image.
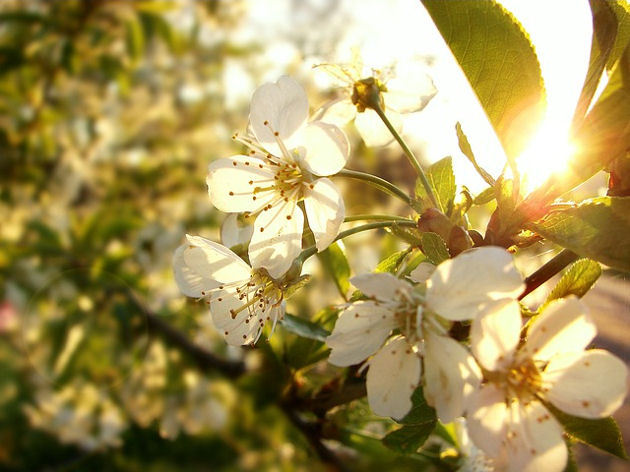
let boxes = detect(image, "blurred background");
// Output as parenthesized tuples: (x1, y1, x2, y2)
(0, 0, 627, 470)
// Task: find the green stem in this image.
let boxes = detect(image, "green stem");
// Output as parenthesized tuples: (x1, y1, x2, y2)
(344, 214, 414, 223)
(371, 105, 439, 209)
(335, 169, 411, 205)
(298, 220, 417, 262)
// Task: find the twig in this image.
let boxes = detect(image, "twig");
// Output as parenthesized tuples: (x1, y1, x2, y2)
(518, 249, 579, 301)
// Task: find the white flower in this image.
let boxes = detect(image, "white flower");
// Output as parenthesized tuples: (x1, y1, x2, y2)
(173, 234, 285, 346)
(220, 213, 254, 249)
(326, 247, 523, 420)
(316, 56, 436, 147)
(207, 76, 349, 279)
(466, 297, 629, 472)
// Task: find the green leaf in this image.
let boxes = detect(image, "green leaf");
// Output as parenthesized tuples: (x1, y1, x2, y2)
(474, 187, 496, 205)
(281, 313, 330, 342)
(125, 17, 145, 61)
(420, 232, 450, 265)
(422, 1, 545, 160)
(528, 197, 630, 271)
(551, 406, 628, 460)
(415, 157, 456, 215)
(375, 249, 411, 274)
(545, 259, 602, 305)
(382, 388, 437, 454)
(456, 122, 495, 186)
(317, 242, 351, 299)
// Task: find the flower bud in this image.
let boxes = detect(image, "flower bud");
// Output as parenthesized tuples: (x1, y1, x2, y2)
(351, 77, 387, 112)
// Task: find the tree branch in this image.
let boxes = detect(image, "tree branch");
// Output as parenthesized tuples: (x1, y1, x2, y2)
(518, 249, 579, 301)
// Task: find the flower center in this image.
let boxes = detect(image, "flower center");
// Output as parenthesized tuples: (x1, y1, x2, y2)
(505, 358, 543, 399)
(351, 76, 387, 112)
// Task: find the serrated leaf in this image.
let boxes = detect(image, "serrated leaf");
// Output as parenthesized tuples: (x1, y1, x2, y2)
(422, 1, 545, 160)
(545, 259, 601, 305)
(375, 249, 410, 274)
(281, 313, 330, 342)
(382, 388, 437, 454)
(420, 232, 450, 265)
(550, 406, 628, 460)
(317, 242, 351, 299)
(528, 197, 630, 271)
(456, 122, 495, 186)
(415, 157, 456, 215)
(390, 223, 422, 246)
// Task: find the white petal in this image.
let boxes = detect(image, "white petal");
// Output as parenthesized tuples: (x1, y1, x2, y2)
(543, 349, 629, 418)
(426, 247, 524, 321)
(504, 401, 567, 472)
(366, 337, 421, 420)
(173, 236, 251, 297)
(303, 177, 344, 251)
(423, 331, 481, 423)
(249, 76, 308, 153)
(220, 213, 254, 248)
(297, 121, 349, 176)
(522, 297, 596, 362)
(208, 289, 259, 345)
(384, 64, 436, 114)
(471, 300, 522, 372)
(350, 272, 412, 302)
(466, 383, 509, 458)
(408, 262, 435, 283)
(172, 244, 221, 297)
(318, 98, 357, 127)
(248, 202, 304, 279)
(326, 301, 396, 366)
(354, 109, 400, 147)
(207, 155, 276, 213)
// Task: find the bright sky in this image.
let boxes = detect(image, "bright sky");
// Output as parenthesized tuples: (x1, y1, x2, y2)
(230, 0, 594, 194)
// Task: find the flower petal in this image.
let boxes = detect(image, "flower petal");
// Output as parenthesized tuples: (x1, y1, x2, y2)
(297, 121, 349, 176)
(408, 262, 435, 283)
(248, 202, 304, 279)
(207, 289, 259, 345)
(426, 247, 524, 321)
(303, 177, 344, 252)
(207, 155, 276, 213)
(179, 235, 252, 289)
(354, 109, 400, 147)
(466, 383, 509, 458)
(471, 300, 522, 372)
(504, 401, 566, 472)
(384, 63, 436, 114)
(423, 331, 481, 423)
(249, 76, 308, 153)
(173, 243, 221, 297)
(543, 349, 628, 418)
(350, 272, 412, 302)
(522, 297, 596, 362)
(366, 336, 421, 420)
(220, 213, 254, 248)
(318, 98, 357, 127)
(326, 301, 396, 366)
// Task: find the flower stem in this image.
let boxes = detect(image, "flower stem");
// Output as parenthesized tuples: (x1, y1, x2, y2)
(344, 214, 414, 223)
(298, 220, 417, 262)
(335, 169, 411, 205)
(371, 104, 439, 209)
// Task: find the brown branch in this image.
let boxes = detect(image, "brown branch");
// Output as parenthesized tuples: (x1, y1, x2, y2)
(518, 249, 579, 301)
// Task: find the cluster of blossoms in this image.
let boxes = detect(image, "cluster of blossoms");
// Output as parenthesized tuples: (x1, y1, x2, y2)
(174, 73, 628, 472)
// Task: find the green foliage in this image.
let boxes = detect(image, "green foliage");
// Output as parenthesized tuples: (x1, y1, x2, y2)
(420, 232, 449, 265)
(414, 157, 456, 215)
(545, 259, 602, 305)
(317, 242, 351, 299)
(551, 406, 628, 460)
(422, 0, 545, 160)
(375, 249, 411, 274)
(529, 197, 630, 271)
(456, 122, 495, 186)
(281, 313, 330, 343)
(382, 388, 437, 454)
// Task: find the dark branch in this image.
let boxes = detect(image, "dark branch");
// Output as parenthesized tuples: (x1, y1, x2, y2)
(518, 249, 579, 301)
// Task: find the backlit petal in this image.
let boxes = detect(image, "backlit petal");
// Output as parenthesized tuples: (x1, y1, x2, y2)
(249, 76, 308, 153)
(207, 155, 275, 213)
(354, 109, 400, 147)
(522, 297, 596, 362)
(326, 301, 396, 366)
(248, 202, 304, 279)
(426, 247, 524, 321)
(220, 213, 254, 248)
(408, 262, 435, 283)
(298, 121, 349, 176)
(350, 272, 412, 302)
(208, 289, 259, 345)
(471, 300, 522, 371)
(318, 98, 357, 127)
(544, 349, 628, 418)
(423, 331, 481, 422)
(303, 177, 344, 252)
(384, 63, 436, 114)
(182, 235, 252, 285)
(172, 244, 220, 297)
(366, 336, 421, 420)
(466, 383, 509, 458)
